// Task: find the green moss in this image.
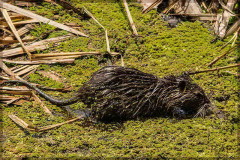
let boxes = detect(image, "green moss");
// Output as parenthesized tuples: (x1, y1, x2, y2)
(2, 0, 239, 159)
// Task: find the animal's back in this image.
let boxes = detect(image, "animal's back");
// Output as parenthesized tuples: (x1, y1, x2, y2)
(78, 66, 160, 121)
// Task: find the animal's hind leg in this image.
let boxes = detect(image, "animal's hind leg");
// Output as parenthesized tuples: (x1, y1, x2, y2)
(62, 106, 91, 118)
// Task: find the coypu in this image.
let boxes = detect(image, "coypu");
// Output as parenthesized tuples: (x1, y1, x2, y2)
(1, 66, 223, 122)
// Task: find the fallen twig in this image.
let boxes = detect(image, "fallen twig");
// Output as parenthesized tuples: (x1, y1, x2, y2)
(188, 63, 240, 75)
(208, 46, 237, 67)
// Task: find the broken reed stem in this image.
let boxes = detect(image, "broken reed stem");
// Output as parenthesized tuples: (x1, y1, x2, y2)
(9, 114, 83, 132)
(218, 0, 237, 16)
(189, 63, 240, 75)
(0, 1, 88, 37)
(122, 0, 138, 36)
(1, 8, 32, 60)
(162, 0, 179, 14)
(142, 0, 163, 14)
(38, 116, 83, 132)
(1, 34, 73, 58)
(1, 62, 24, 81)
(223, 71, 240, 77)
(9, 114, 37, 131)
(32, 51, 101, 57)
(82, 7, 111, 53)
(217, 32, 238, 51)
(208, 45, 237, 67)
(32, 92, 54, 116)
(2, 59, 75, 64)
(224, 19, 240, 38)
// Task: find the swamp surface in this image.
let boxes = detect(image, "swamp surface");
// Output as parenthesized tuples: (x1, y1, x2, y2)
(1, 0, 239, 158)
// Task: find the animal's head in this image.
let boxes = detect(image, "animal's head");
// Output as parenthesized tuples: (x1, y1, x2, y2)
(162, 74, 212, 118)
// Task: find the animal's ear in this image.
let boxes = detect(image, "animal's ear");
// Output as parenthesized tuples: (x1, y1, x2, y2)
(178, 80, 186, 92)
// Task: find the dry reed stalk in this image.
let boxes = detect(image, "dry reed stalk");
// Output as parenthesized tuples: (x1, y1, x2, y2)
(0, 34, 72, 58)
(32, 51, 101, 58)
(15, 65, 39, 76)
(1, 8, 32, 60)
(0, 95, 27, 105)
(37, 116, 84, 132)
(0, 90, 32, 95)
(13, 19, 39, 26)
(9, 114, 83, 132)
(214, 0, 237, 38)
(0, 76, 10, 80)
(0, 1, 88, 37)
(223, 71, 240, 77)
(224, 20, 240, 38)
(0, 62, 24, 80)
(8, 114, 37, 131)
(32, 55, 82, 60)
(2, 59, 75, 64)
(0, 86, 29, 91)
(0, 95, 20, 101)
(32, 92, 54, 116)
(162, 0, 179, 14)
(0, 38, 36, 44)
(82, 7, 111, 53)
(11, 65, 29, 73)
(142, 0, 163, 14)
(122, 0, 138, 36)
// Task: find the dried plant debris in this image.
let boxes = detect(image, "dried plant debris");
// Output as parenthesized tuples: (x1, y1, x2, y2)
(138, 0, 239, 38)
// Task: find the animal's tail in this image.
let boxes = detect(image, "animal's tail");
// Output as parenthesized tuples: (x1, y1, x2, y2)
(1, 80, 79, 106)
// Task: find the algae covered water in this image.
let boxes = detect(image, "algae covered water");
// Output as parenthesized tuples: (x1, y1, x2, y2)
(1, 0, 239, 158)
